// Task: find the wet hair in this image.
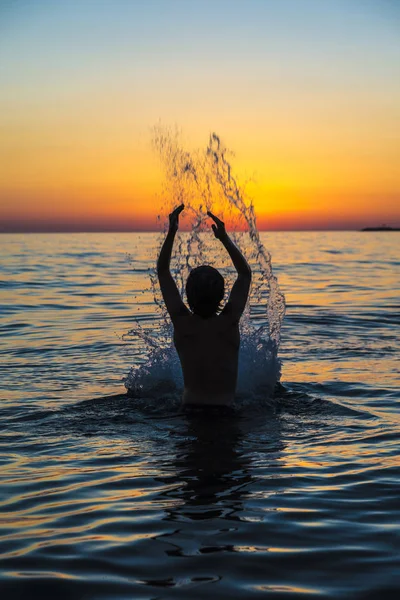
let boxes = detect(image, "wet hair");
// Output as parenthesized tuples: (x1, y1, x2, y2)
(186, 265, 224, 318)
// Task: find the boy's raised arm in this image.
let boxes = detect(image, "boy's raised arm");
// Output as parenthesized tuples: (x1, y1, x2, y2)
(157, 204, 189, 320)
(208, 211, 251, 319)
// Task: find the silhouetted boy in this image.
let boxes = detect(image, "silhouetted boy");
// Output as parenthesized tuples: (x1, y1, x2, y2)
(157, 204, 251, 406)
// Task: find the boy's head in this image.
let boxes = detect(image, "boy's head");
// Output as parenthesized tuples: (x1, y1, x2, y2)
(186, 265, 224, 318)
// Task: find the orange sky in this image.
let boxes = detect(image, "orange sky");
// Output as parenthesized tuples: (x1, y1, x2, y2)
(0, 1, 399, 231)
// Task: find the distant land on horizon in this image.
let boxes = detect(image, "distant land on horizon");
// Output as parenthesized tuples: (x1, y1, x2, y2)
(361, 226, 400, 231)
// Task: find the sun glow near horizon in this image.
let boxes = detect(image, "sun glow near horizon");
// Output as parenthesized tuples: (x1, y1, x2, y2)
(0, 0, 399, 232)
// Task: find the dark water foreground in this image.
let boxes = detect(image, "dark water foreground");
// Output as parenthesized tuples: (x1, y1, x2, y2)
(1, 389, 399, 599)
(1, 232, 399, 598)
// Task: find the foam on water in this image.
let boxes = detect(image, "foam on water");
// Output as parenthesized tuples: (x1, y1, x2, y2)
(124, 129, 285, 401)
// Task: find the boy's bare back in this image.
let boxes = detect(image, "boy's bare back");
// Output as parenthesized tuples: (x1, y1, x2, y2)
(174, 307, 240, 406)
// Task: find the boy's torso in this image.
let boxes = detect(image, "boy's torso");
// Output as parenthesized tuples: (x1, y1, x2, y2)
(173, 310, 240, 406)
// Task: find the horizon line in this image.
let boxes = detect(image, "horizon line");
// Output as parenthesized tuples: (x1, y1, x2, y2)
(1, 227, 399, 234)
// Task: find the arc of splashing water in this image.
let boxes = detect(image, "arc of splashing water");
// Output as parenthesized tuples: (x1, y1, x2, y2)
(153, 128, 286, 348)
(205, 133, 286, 348)
(124, 129, 285, 393)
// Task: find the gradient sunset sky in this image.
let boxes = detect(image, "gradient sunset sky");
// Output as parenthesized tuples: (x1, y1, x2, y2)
(1, 0, 399, 231)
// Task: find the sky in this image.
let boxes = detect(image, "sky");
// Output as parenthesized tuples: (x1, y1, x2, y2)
(0, 0, 399, 231)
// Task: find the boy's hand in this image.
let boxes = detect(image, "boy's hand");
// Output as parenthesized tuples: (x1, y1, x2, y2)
(168, 204, 184, 234)
(207, 210, 227, 240)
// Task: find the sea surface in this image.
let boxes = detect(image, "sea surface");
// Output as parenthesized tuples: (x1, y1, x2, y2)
(0, 231, 399, 599)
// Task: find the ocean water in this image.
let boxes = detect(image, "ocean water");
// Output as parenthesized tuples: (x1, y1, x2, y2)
(0, 231, 399, 599)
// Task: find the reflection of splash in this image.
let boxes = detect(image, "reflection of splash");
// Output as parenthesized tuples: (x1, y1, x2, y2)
(124, 128, 285, 400)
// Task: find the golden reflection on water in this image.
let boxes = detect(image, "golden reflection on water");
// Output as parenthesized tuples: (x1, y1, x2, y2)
(252, 584, 321, 594)
(285, 358, 399, 388)
(234, 545, 304, 553)
(5, 570, 79, 580)
(283, 444, 400, 471)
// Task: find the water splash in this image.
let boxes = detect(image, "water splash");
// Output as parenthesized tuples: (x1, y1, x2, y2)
(124, 128, 285, 402)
